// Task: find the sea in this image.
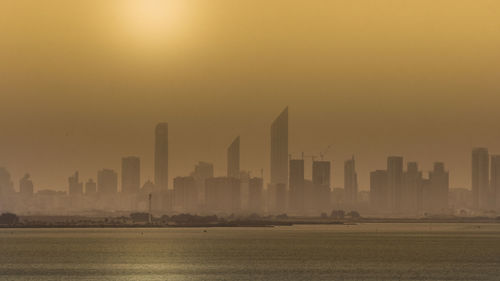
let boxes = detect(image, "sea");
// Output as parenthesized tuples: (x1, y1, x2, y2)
(1, 223, 499, 280)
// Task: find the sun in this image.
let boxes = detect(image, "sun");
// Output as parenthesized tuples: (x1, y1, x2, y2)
(118, 0, 189, 47)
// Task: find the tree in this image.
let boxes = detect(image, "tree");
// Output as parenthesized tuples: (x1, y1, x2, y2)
(347, 211, 361, 219)
(0, 213, 19, 225)
(330, 210, 345, 219)
(130, 212, 150, 222)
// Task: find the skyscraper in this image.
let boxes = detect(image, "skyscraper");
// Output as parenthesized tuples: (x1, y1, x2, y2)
(97, 169, 118, 195)
(155, 123, 168, 190)
(270, 107, 288, 186)
(402, 162, 422, 215)
(429, 162, 449, 213)
(344, 156, 358, 205)
(191, 161, 214, 204)
(248, 177, 264, 213)
(122, 156, 140, 194)
(387, 156, 404, 214)
(205, 177, 241, 214)
(227, 136, 240, 179)
(173, 176, 197, 213)
(472, 148, 489, 210)
(312, 160, 331, 214)
(370, 170, 388, 213)
(85, 179, 97, 195)
(19, 174, 34, 196)
(490, 155, 500, 211)
(289, 158, 305, 214)
(68, 171, 83, 195)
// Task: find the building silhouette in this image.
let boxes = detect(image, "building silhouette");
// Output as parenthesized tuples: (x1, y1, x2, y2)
(205, 177, 241, 214)
(387, 156, 403, 214)
(270, 107, 288, 186)
(155, 123, 169, 190)
(191, 161, 214, 206)
(97, 169, 118, 195)
(490, 155, 500, 211)
(85, 179, 97, 195)
(248, 177, 264, 213)
(173, 176, 197, 213)
(370, 170, 388, 213)
(472, 148, 489, 210)
(19, 174, 34, 196)
(289, 158, 305, 215)
(122, 156, 140, 194)
(428, 162, 449, 213)
(312, 160, 331, 214)
(68, 171, 83, 195)
(402, 162, 422, 215)
(344, 156, 358, 206)
(227, 136, 240, 179)
(269, 107, 288, 214)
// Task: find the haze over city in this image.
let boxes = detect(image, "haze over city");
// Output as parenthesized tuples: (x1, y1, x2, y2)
(2, 2, 500, 281)
(1, 0, 500, 193)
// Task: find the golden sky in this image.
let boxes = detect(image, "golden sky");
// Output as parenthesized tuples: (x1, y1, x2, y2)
(1, 0, 500, 190)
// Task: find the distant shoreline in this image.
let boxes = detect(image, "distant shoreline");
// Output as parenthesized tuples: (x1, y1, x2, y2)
(1, 218, 499, 228)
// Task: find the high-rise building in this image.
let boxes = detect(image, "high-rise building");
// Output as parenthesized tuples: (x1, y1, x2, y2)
(85, 179, 97, 195)
(270, 107, 288, 186)
(312, 160, 331, 214)
(19, 174, 34, 196)
(173, 176, 197, 213)
(289, 159, 305, 214)
(472, 148, 489, 210)
(402, 162, 422, 215)
(313, 161, 331, 187)
(227, 136, 240, 179)
(490, 155, 500, 211)
(387, 156, 403, 214)
(205, 177, 241, 214)
(155, 123, 168, 190)
(344, 156, 358, 205)
(370, 170, 388, 213)
(191, 161, 214, 205)
(428, 162, 449, 213)
(97, 169, 118, 195)
(122, 156, 140, 194)
(68, 171, 83, 195)
(248, 177, 264, 213)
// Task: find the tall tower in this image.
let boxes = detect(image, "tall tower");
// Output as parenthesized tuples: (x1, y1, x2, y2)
(68, 171, 83, 195)
(227, 136, 240, 179)
(472, 148, 489, 210)
(270, 107, 288, 186)
(387, 156, 403, 214)
(344, 156, 358, 205)
(429, 162, 449, 213)
(289, 158, 305, 214)
(491, 155, 500, 211)
(155, 123, 169, 190)
(122, 156, 140, 194)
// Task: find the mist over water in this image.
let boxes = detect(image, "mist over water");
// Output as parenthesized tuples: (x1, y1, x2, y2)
(1, 224, 499, 281)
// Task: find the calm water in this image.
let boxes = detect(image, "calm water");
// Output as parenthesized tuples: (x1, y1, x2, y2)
(1, 223, 500, 280)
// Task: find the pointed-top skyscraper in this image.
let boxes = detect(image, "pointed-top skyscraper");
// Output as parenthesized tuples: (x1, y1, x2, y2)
(270, 107, 288, 186)
(155, 123, 168, 190)
(227, 136, 240, 179)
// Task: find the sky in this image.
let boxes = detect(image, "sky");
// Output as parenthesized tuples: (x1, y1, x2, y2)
(1, 0, 500, 191)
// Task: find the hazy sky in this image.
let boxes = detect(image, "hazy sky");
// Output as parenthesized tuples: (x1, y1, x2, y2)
(1, 0, 500, 191)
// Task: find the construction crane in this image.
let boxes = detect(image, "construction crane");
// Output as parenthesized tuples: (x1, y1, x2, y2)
(319, 145, 332, 161)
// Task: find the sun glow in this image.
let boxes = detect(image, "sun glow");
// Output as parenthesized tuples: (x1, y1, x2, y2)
(118, 0, 189, 48)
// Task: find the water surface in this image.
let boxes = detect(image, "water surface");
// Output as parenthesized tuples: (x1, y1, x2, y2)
(1, 223, 499, 280)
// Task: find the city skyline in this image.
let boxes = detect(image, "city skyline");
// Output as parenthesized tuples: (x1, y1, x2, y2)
(2, 1, 500, 192)
(0, 108, 499, 216)
(2, 109, 500, 193)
